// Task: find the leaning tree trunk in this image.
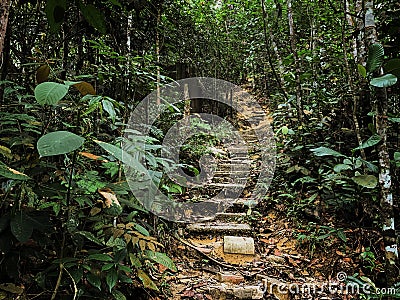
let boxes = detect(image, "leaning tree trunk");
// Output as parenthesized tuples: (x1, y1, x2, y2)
(363, 0, 399, 286)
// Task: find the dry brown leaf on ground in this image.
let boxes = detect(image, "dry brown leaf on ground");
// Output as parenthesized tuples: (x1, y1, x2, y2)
(98, 188, 120, 208)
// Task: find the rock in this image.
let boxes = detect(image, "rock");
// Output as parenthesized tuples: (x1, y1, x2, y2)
(264, 254, 286, 265)
(224, 236, 255, 255)
(216, 272, 245, 284)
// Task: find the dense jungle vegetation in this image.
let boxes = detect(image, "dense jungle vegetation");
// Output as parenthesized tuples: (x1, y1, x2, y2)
(0, 0, 400, 299)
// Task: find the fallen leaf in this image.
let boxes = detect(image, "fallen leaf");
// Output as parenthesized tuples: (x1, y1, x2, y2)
(274, 249, 282, 256)
(79, 151, 108, 161)
(343, 257, 352, 263)
(336, 250, 345, 256)
(98, 188, 120, 208)
(181, 290, 195, 297)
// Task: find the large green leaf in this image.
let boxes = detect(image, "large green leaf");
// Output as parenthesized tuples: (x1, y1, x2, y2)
(366, 43, 384, 74)
(80, 4, 107, 34)
(10, 212, 33, 243)
(102, 99, 116, 122)
(37, 131, 85, 157)
(358, 158, 379, 173)
(45, 0, 66, 33)
(34, 82, 69, 105)
(94, 140, 147, 173)
(106, 268, 118, 292)
(86, 273, 101, 291)
(311, 147, 346, 157)
(352, 175, 377, 189)
(333, 164, 352, 173)
(88, 253, 113, 262)
(353, 134, 381, 151)
(384, 58, 400, 78)
(370, 74, 398, 88)
(144, 250, 177, 272)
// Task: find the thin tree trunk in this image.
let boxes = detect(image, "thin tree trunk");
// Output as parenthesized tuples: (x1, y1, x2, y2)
(342, 0, 367, 161)
(156, 8, 161, 105)
(0, 0, 11, 58)
(364, 0, 398, 287)
(355, 0, 366, 65)
(287, 0, 303, 121)
(261, 0, 288, 102)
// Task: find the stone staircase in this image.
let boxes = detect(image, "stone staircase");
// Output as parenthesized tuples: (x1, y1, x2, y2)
(173, 93, 272, 299)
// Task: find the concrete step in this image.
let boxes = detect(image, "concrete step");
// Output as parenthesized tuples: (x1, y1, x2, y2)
(214, 212, 246, 222)
(207, 284, 264, 300)
(186, 222, 252, 233)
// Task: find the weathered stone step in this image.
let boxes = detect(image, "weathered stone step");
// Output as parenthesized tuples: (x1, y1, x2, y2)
(214, 212, 246, 222)
(186, 222, 252, 233)
(224, 236, 255, 255)
(218, 159, 253, 164)
(218, 163, 253, 169)
(206, 198, 259, 208)
(213, 170, 249, 174)
(207, 284, 264, 300)
(207, 183, 246, 188)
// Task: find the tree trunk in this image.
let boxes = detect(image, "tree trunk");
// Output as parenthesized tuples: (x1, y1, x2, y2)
(156, 8, 161, 105)
(287, 0, 303, 122)
(342, 0, 367, 161)
(261, 0, 288, 102)
(0, 0, 11, 58)
(364, 0, 399, 286)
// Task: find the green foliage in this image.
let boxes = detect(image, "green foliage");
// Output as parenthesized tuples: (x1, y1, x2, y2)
(0, 162, 30, 180)
(370, 73, 398, 87)
(353, 134, 381, 151)
(0, 72, 176, 299)
(10, 212, 33, 243)
(45, 0, 66, 33)
(144, 250, 178, 272)
(358, 64, 367, 78)
(295, 223, 347, 258)
(34, 82, 69, 105)
(94, 140, 147, 173)
(366, 43, 384, 74)
(80, 4, 107, 34)
(352, 175, 378, 189)
(37, 131, 85, 157)
(311, 146, 346, 157)
(384, 58, 400, 78)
